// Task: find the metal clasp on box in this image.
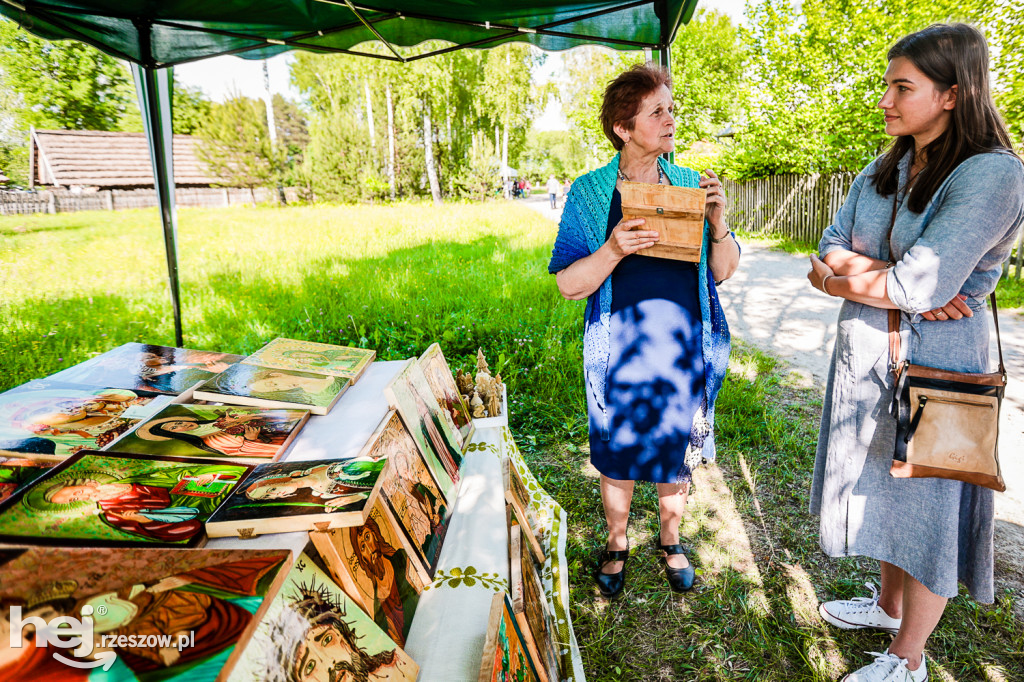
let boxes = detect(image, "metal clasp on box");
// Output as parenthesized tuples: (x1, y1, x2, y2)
(656, 207, 664, 215)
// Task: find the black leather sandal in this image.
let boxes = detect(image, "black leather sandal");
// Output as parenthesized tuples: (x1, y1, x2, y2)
(594, 543, 630, 598)
(657, 543, 695, 592)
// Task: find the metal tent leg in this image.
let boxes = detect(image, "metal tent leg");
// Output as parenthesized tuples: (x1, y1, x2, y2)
(131, 63, 183, 347)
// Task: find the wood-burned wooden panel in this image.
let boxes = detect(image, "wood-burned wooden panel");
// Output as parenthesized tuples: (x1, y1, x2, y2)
(620, 181, 706, 262)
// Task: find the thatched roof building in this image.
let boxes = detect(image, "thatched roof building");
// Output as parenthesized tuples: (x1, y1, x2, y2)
(30, 129, 228, 189)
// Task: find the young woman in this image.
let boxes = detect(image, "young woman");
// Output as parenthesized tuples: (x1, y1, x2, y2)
(549, 63, 739, 597)
(807, 24, 1024, 681)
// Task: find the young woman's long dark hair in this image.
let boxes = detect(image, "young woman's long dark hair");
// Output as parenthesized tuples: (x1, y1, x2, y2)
(872, 23, 1015, 213)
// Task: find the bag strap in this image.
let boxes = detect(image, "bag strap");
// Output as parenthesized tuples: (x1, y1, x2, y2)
(886, 193, 1007, 379)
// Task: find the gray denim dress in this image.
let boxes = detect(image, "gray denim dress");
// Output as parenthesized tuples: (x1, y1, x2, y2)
(810, 150, 1024, 602)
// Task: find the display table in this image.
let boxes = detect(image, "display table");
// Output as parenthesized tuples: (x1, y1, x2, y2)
(211, 360, 585, 681)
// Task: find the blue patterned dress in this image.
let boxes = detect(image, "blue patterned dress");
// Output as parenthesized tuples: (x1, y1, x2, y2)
(588, 190, 705, 484)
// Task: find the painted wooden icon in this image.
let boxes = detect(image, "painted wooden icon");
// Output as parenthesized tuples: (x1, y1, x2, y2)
(311, 497, 426, 648)
(0, 546, 291, 681)
(242, 338, 375, 383)
(513, 523, 560, 682)
(0, 380, 171, 456)
(418, 343, 474, 448)
(384, 359, 463, 499)
(206, 455, 387, 538)
(0, 450, 251, 547)
(229, 546, 419, 681)
(365, 411, 451, 578)
(49, 342, 243, 396)
(477, 592, 541, 682)
(193, 363, 349, 416)
(504, 456, 544, 558)
(107, 404, 309, 464)
(0, 456, 54, 503)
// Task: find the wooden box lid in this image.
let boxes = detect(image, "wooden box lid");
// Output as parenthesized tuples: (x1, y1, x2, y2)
(620, 181, 706, 262)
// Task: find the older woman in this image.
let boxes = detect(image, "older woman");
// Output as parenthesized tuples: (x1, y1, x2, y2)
(548, 63, 740, 597)
(807, 24, 1024, 681)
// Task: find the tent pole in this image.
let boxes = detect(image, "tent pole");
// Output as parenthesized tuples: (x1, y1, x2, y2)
(653, 44, 673, 164)
(132, 63, 184, 347)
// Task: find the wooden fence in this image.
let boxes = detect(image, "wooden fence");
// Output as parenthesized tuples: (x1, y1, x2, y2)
(722, 172, 857, 244)
(723, 171, 1024, 279)
(0, 186, 305, 216)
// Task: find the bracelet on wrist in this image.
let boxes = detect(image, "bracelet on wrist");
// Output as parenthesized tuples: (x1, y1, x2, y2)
(822, 274, 835, 296)
(709, 228, 732, 244)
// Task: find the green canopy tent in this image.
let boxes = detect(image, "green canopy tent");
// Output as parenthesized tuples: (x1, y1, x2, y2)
(0, 0, 698, 346)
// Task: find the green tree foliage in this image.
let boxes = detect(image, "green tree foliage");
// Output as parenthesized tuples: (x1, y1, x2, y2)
(196, 95, 283, 198)
(0, 19, 135, 132)
(291, 43, 537, 203)
(990, 0, 1024, 146)
(670, 10, 746, 147)
(115, 81, 213, 135)
(560, 10, 745, 170)
(724, 0, 991, 179)
(519, 130, 588, 182)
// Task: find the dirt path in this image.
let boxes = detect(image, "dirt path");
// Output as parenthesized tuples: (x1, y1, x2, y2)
(524, 195, 1024, 602)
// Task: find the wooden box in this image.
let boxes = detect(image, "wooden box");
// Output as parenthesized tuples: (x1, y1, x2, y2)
(620, 181, 706, 262)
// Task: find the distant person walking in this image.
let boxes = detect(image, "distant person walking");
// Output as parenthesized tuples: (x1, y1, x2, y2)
(546, 175, 561, 209)
(806, 24, 1024, 682)
(562, 178, 571, 207)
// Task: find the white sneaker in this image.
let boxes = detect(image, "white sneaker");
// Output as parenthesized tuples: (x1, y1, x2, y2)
(819, 583, 902, 634)
(842, 650, 928, 681)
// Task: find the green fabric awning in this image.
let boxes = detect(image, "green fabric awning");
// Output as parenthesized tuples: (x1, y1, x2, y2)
(0, 1, 699, 67)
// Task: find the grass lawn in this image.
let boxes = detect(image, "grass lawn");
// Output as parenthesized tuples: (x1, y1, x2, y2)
(2, 203, 1021, 680)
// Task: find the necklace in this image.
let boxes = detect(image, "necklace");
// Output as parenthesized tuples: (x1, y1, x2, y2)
(617, 163, 664, 184)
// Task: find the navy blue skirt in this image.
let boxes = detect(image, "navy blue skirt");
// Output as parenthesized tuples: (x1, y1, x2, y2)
(588, 189, 705, 484)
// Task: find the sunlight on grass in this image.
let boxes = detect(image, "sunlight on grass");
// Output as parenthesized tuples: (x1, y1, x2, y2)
(690, 463, 771, 618)
(982, 665, 1011, 681)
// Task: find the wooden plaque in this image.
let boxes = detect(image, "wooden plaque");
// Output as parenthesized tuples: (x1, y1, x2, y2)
(620, 180, 706, 262)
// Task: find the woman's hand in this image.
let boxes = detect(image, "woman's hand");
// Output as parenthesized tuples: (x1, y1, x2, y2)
(700, 169, 727, 234)
(808, 254, 836, 294)
(921, 293, 973, 321)
(607, 217, 658, 259)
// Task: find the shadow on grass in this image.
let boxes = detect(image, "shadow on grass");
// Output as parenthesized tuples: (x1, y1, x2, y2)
(527, 342, 1024, 681)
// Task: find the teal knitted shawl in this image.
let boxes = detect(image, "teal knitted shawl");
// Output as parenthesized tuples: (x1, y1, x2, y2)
(548, 153, 732, 463)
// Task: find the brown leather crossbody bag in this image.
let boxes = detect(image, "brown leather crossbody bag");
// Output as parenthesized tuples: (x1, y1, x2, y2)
(888, 295, 1006, 491)
(884, 189, 1007, 491)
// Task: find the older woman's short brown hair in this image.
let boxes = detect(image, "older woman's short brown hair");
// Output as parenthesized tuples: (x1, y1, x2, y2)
(600, 62, 672, 151)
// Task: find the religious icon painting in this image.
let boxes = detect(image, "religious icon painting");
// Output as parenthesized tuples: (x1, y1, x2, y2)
(0, 545, 292, 681)
(310, 497, 426, 648)
(477, 592, 541, 682)
(228, 546, 419, 682)
(0, 456, 54, 503)
(192, 363, 350, 416)
(514, 523, 561, 682)
(383, 359, 464, 498)
(206, 455, 388, 538)
(367, 411, 451, 579)
(0, 450, 252, 548)
(418, 343, 474, 448)
(46, 342, 244, 396)
(242, 338, 376, 383)
(106, 404, 309, 464)
(504, 456, 544, 550)
(0, 379, 173, 457)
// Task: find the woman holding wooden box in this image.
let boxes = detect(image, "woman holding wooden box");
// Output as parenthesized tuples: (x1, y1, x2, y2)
(806, 24, 1024, 682)
(548, 63, 740, 598)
